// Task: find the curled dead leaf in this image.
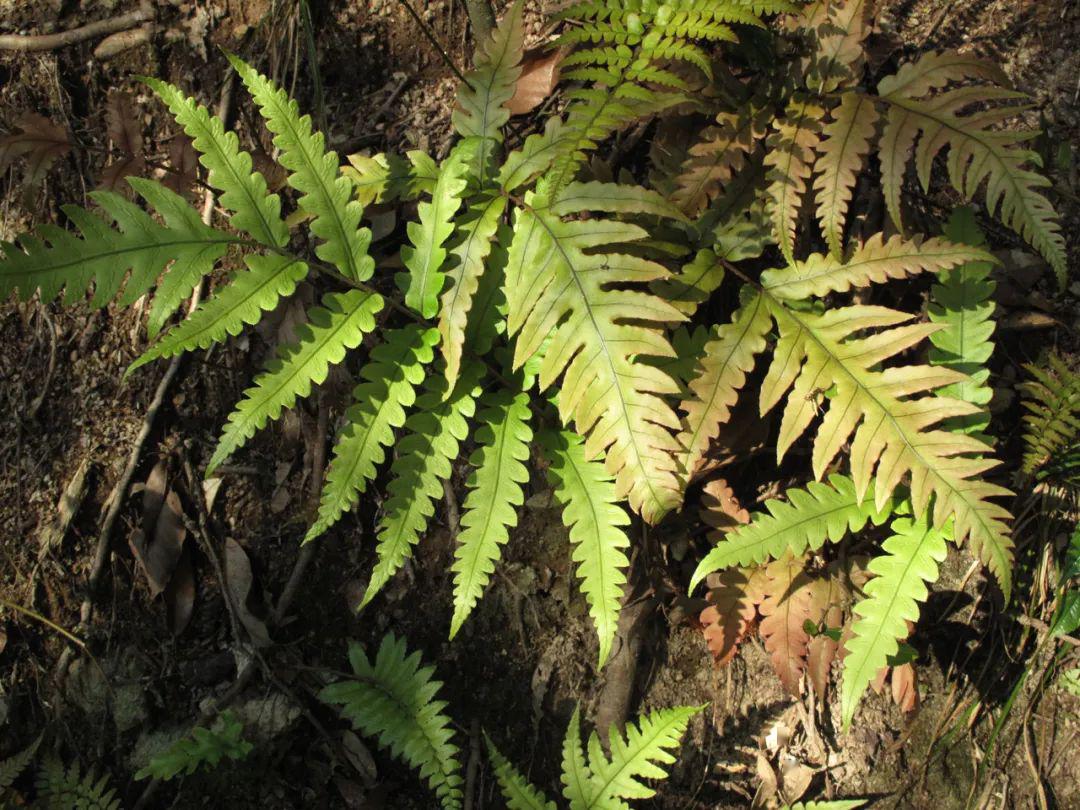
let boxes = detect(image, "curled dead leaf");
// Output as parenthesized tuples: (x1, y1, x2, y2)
(99, 91, 146, 193)
(700, 478, 750, 530)
(506, 47, 564, 116)
(0, 113, 72, 202)
(163, 134, 199, 198)
(164, 545, 196, 635)
(130, 488, 188, 598)
(224, 538, 272, 646)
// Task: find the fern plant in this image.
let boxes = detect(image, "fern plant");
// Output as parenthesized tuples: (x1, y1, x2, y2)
(487, 703, 703, 809)
(36, 756, 121, 810)
(0, 0, 1065, 725)
(134, 711, 253, 781)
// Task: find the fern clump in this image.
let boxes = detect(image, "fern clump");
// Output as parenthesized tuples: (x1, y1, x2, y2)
(0, 0, 1066, 727)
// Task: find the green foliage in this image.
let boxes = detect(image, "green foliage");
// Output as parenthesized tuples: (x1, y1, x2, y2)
(36, 757, 120, 810)
(689, 475, 895, 593)
(927, 209, 996, 437)
(841, 518, 948, 729)
(362, 363, 484, 609)
(450, 387, 533, 638)
(0, 734, 41, 794)
(307, 325, 439, 542)
(488, 704, 702, 810)
(539, 430, 631, 668)
(227, 54, 373, 282)
(207, 289, 383, 474)
(1020, 351, 1080, 481)
(135, 711, 253, 781)
(320, 634, 463, 809)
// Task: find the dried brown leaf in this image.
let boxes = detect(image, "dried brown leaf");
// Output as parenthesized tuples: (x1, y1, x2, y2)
(130, 488, 188, 598)
(98, 91, 146, 193)
(224, 538, 272, 646)
(700, 567, 761, 665)
(163, 134, 199, 197)
(758, 554, 816, 695)
(37, 457, 92, 560)
(0, 113, 72, 195)
(164, 545, 196, 635)
(700, 478, 750, 530)
(506, 47, 563, 115)
(892, 662, 919, 713)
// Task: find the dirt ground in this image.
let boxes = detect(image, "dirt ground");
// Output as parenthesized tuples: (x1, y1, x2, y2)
(0, 0, 1078, 808)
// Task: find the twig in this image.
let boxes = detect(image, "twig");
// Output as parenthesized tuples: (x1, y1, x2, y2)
(271, 395, 330, 626)
(443, 478, 461, 535)
(0, 3, 153, 52)
(397, 0, 466, 82)
(1022, 712, 1050, 810)
(0, 595, 86, 650)
(463, 718, 482, 810)
(56, 76, 234, 683)
(1015, 614, 1080, 647)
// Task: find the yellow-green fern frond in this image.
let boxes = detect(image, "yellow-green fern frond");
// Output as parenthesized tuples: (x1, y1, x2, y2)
(554, 703, 703, 809)
(486, 734, 557, 810)
(840, 517, 947, 729)
(0, 178, 233, 337)
(676, 289, 772, 481)
(438, 193, 507, 390)
(539, 430, 631, 668)
(505, 182, 687, 521)
(344, 150, 438, 207)
(759, 233, 995, 301)
(453, 0, 524, 184)
(450, 388, 532, 638)
(207, 289, 383, 474)
(228, 54, 373, 282)
(320, 634, 464, 809)
(307, 326, 439, 542)
(128, 253, 308, 374)
(672, 108, 765, 216)
(764, 97, 825, 262)
(876, 52, 1066, 286)
(758, 293, 1013, 596)
(813, 92, 878, 257)
(689, 474, 894, 593)
(143, 76, 288, 248)
(401, 147, 472, 318)
(362, 363, 484, 608)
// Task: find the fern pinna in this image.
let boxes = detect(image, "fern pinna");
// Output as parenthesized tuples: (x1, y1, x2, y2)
(0, 0, 1065, 720)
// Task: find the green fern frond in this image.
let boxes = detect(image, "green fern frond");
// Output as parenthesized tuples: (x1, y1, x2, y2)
(650, 249, 726, 317)
(0, 734, 41, 793)
(539, 430, 631, 669)
(142, 76, 288, 248)
(227, 54, 373, 282)
(450, 388, 533, 638)
(764, 96, 825, 262)
(841, 517, 947, 730)
(135, 712, 252, 780)
(689, 475, 895, 594)
(307, 325, 439, 542)
(928, 208, 996, 436)
(401, 147, 472, 318)
(0, 178, 232, 330)
(1020, 352, 1080, 476)
(320, 634, 464, 809)
(439, 193, 507, 390)
(453, 0, 524, 184)
(505, 182, 686, 522)
(485, 734, 557, 810)
(36, 757, 120, 810)
(207, 288, 383, 474)
(361, 363, 484, 608)
(585, 704, 702, 807)
(561, 707, 593, 808)
(128, 252, 309, 374)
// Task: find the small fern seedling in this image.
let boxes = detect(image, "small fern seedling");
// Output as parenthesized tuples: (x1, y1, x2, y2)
(135, 711, 253, 781)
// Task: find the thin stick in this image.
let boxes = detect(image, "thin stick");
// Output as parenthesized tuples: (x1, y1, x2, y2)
(397, 0, 466, 82)
(56, 76, 235, 682)
(0, 595, 85, 649)
(0, 4, 153, 52)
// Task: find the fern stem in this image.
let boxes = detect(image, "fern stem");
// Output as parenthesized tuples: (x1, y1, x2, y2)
(0, 596, 86, 648)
